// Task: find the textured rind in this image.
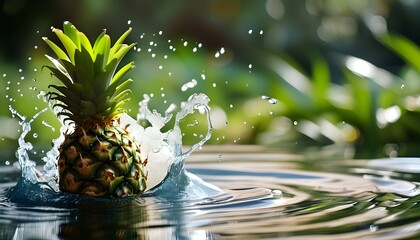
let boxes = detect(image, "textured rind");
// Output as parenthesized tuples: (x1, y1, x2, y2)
(58, 123, 147, 197)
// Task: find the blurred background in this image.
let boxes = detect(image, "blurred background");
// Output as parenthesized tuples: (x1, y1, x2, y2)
(2, 0, 420, 158)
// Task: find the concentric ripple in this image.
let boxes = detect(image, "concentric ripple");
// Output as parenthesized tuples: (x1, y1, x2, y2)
(2, 150, 420, 239)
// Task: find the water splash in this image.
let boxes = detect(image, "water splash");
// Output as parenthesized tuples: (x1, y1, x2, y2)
(10, 91, 219, 202)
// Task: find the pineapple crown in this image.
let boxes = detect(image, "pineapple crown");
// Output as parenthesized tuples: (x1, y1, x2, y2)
(43, 21, 136, 126)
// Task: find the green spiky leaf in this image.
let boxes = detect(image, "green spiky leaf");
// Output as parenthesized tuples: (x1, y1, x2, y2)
(43, 22, 136, 125)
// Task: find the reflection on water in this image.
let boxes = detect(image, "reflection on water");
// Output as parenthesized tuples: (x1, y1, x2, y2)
(2, 146, 420, 239)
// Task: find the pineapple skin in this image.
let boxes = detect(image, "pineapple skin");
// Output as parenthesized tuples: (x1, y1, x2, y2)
(58, 121, 147, 197)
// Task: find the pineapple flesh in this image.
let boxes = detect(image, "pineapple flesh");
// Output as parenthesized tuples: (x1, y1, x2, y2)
(43, 21, 147, 197)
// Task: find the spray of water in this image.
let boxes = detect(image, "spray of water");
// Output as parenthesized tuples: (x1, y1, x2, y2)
(11, 89, 217, 200)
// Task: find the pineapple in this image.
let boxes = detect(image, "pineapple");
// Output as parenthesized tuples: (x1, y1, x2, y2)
(43, 21, 147, 197)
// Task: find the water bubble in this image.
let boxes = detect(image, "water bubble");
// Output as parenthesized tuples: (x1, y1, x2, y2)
(212, 83, 217, 87)
(293, 121, 298, 125)
(151, 53, 156, 58)
(159, 65, 163, 70)
(19, 69, 22, 73)
(229, 104, 234, 108)
(148, 48, 152, 52)
(150, 41, 154, 46)
(127, 20, 132, 25)
(401, 84, 405, 89)
(248, 29, 253, 34)
(219, 154, 223, 162)
(137, 48, 141, 52)
(34, 45, 38, 49)
(28, 57, 32, 61)
(220, 47, 225, 54)
(201, 73, 206, 80)
(5, 161, 10, 166)
(164, 55, 168, 59)
(193, 47, 197, 52)
(33, 133, 38, 138)
(260, 30, 264, 35)
(248, 64, 253, 69)
(184, 41, 188, 47)
(215, 52, 220, 58)
(158, 31, 163, 35)
(198, 43, 202, 48)
(2, 74, 6, 77)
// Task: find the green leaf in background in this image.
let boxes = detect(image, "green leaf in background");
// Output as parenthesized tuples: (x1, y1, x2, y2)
(380, 33, 420, 73)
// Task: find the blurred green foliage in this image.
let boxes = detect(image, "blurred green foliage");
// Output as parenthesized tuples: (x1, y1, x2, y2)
(2, 0, 420, 158)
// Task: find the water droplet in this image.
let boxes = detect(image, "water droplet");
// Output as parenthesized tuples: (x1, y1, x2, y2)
(260, 30, 264, 35)
(34, 45, 38, 49)
(151, 53, 156, 58)
(248, 64, 253, 69)
(159, 65, 163, 70)
(198, 43, 202, 48)
(28, 57, 32, 61)
(220, 47, 225, 54)
(181, 79, 198, 91)
(158, 30, 163, 35)
(401, 84, 405, 89)
(219, 154, 223, 162)
(5, 161, 10, 166)
(229, 104, 234, 108)
(248, 29, 253, 34)
(200, 73, 206, 80)
(19, 69, 23, 73)
(150, 41, 154, 46)
(272, 189, 283, 197)
(33, 133, 38, 138)
(193, 47, 197, 52)
(127, 20, 132, 25)
(212, 83, 217, 87)
(293, 121, 298, 125)
(183, 41, 188, 47)
(262, 95, 278, 104)
(215, 52, 220, 58)
(2, 74, 6, 77)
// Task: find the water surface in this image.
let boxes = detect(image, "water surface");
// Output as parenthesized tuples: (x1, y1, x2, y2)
(1, 145, 420, 239)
